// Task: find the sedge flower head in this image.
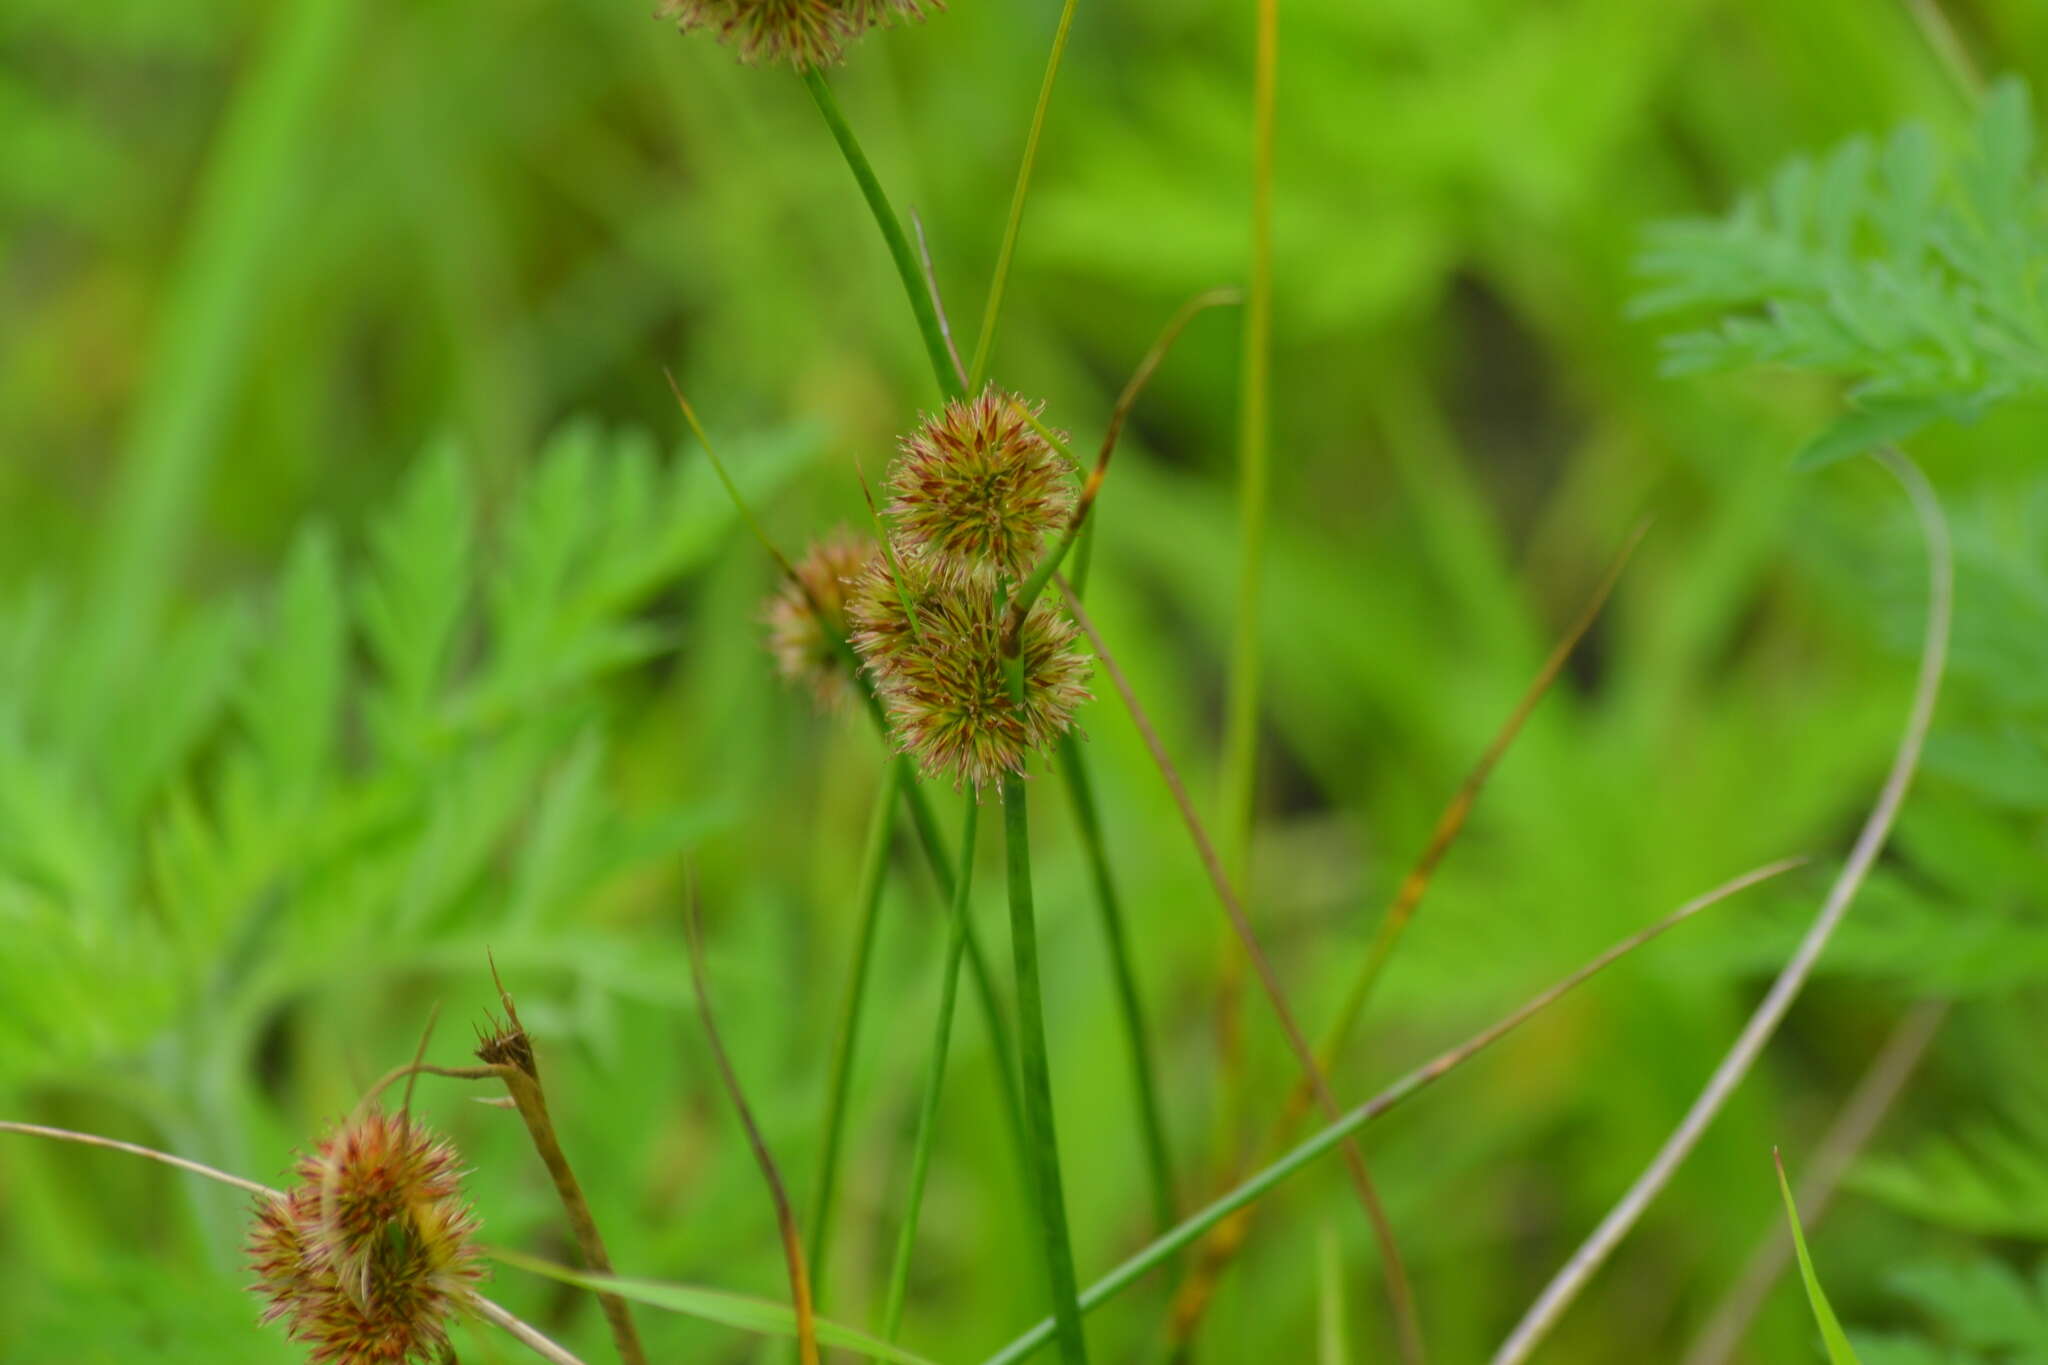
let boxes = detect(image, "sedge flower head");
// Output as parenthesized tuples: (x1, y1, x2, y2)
(764, 530, 878, 709)
(657, 0, 933, 71)
(847, 557, 1090, 791)
(885, 387, 1075, 588)
(248, 1107, 484, 1364)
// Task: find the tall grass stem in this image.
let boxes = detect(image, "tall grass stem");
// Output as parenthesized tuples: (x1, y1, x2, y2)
(801, 69, 964, 401)
(975, 857, 1802, 1365)
(894, 754, 1029, 1162)
(1058, 734, 1176, 1236)
(1059, 579, 1422, 1361)
(1211, 0, 1279, 1226)
(1002, 731, 1089, 1363)
(881, 794, 982, 1340)
(809, 763, 907, 1302)
(966, 0, 1082, 390)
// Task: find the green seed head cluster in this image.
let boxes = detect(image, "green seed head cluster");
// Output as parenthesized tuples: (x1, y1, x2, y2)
(764, 530, 878, 709)
(247, 1108, 483, 1364)
(886, 387, 1075, 588)
(847, 555, 1089, 792)
(657, 0, 933, 71)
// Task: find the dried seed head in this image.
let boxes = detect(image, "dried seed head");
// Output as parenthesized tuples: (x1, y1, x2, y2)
(248, 1108, 484, 1364)
(886, 387, 1075, 588)
(657, 0, 934, 71)
(763, 531, 879, 709)
(847, 556, 1090, 791)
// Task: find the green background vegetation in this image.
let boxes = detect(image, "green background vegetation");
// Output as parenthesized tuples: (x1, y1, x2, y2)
(4, 0, 2047, 1361)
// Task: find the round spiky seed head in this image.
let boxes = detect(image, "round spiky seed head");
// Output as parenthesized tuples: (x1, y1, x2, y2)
(248, 1108, 484, 1365)
(885, 387, 1076, 588)
(847, 556, 1090, 791)
(657, 0, 934, 71)
(764, 530, 879, 709)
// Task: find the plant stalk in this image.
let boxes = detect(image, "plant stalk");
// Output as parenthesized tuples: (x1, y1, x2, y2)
(975, 857, 1801, 1365)
(966, 0, 1083, 389)
(1058, 733, 1176, 1237)
(801, 68, 964, 402)
(1002, 754, 1090, 1365)
(891, 748, 1029, 1163)
(809, 762, 907, 1303)
(881, 793, 982, 1340)
(1491, 448, 1952, 1364)
(1210, 0, 1280, 1243)
(478, 972, 649, 1365)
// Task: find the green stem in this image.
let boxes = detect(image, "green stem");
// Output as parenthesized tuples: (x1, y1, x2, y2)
(880, 794, 981, 1340)
(890, 746, 1028, 1162)
(1001, 726, 1089, 1363)
(1070, 517, 1099, 597)
(1208, 0, 1278, 1227)
(1057, 734, 1175, 1237)
(807, 763, 906, 1303)
(966, 0, 1082, 390)
(1219, 0, 1277, 893)
(801, 67, 964, 402)
(973, 856, 1796, 1365)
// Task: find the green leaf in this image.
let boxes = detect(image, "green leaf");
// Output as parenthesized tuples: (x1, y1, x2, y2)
(358, 441, 473, 753)
(1888, 1258, 2048, 1352)
(1637, 81, 2048, 432)
(487, 1248, 945, 1365)
(1793, 398, 1954, 470)
(1854, 1095, 2048, 1238)
(1778, 1149, 1862, 1364)
(238, 523, 345, 799)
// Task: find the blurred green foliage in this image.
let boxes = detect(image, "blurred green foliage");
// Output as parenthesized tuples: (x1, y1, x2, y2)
(3, 1, 2048, 1362)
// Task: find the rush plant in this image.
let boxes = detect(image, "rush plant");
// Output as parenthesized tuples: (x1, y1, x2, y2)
(7, 4, 2043, 1365)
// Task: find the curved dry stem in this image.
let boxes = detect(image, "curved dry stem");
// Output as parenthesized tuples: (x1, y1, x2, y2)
(976, 855, 1802, 1365)
(470, 1293, 594, 1365)
(1680, 997, 1950, 1365)
(1491, 447, 1953, 1364)
(686, 891, 821, 1365)
(362, 1060, 507, 1108)
(1163, 521, 1646, 1348)
(1002, 287, 1239, 649)
(1056, 577, 1423, 1360)
(0, 1120, 280, 1199)
(1324, 520, 1647, 1057)
(479, 959, 648, 1365)
(400, 1002, 442, 1119)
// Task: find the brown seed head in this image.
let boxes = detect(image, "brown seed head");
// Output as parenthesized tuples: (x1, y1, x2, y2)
(885, 387, 1075, 588)
(248, 1108, 484, 1364)
(763, 530, 879, 709)
(847, 556, 1090, 791)
(657, 0, 934, 71)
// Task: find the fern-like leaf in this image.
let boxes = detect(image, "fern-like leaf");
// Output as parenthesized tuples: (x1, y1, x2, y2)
(1637, 79, 2048, 465)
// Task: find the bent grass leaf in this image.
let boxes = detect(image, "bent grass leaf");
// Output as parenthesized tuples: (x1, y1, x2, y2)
(488, 1248, 943, 1365)
(1777, 1149, 1860, 1364)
